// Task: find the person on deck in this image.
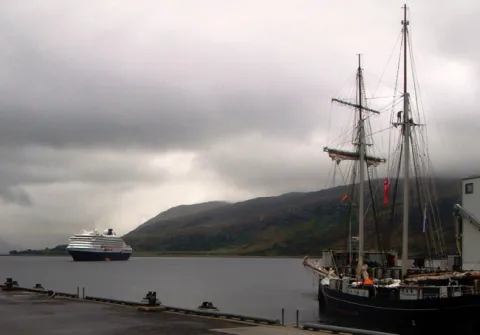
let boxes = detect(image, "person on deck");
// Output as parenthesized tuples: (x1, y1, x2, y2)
(362, 276, 375, 297)
(363, 278, 374, 285)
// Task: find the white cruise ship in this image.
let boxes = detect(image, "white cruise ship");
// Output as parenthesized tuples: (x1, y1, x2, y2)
(66, 228, 133, 261)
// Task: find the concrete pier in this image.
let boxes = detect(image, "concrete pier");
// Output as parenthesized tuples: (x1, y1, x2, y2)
(0, 290, 326, 335)
(0, 277, 403, 335)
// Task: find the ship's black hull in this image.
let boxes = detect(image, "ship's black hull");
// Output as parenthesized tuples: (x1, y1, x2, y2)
(320, 285, 480, 333)
(68, 250, 132, 261)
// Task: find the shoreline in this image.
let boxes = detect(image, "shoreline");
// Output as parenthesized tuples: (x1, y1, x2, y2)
(0, 253, 318, 259)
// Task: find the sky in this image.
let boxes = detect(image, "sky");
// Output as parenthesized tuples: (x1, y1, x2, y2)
(0, 0, 477, 248)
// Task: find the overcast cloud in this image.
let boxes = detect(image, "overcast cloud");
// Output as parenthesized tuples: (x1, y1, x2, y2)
(0, 0, 477, 248)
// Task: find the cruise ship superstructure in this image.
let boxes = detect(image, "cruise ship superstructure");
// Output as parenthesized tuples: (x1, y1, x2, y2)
(66, 228, 133, 261)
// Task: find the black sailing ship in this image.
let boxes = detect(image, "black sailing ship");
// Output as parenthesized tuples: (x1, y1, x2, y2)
(305, 4, 480, 334)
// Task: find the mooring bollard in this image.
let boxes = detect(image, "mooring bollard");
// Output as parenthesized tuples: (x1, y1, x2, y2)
(281, 308, 285, 325)
(148, 292, 156, 306)
(3, 278, 18, 291)
(4, 278, 13, 290)
(296, 309, 299, 328)
(142, 291, 161, 306)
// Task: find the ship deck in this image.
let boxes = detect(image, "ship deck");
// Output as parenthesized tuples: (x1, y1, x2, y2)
(0, 290, 319, 335)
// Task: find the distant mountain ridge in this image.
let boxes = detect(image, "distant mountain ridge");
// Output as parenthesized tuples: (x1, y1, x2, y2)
(124, 177, 461, 256)
(134, 201, 230, 230)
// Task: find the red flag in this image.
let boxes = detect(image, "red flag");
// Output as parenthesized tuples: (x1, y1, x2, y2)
(341, 194, 349, 202)
(383, 177, 390, 206)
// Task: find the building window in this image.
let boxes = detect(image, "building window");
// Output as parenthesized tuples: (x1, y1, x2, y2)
(465, 183, 474, 194)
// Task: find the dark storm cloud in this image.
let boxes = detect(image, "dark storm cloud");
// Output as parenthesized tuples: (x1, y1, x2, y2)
(0, 14, 326, 152)
(195, 134, 326, 195)
(0, 1, 469, 169)
(0, 149, 35, 206)
(0, 185, 32, 207)
(0, 0, 408, 158)
(0, 0, 476, 248)
(0, 147, 169, 207)
(1, 148, 138, 182)
(410, 0, 480, 176)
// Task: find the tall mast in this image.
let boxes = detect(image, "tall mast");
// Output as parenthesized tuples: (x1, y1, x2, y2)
(326, 57, 386, 274)
(401, 4, 410, 277)
(357, 54, 365, 262)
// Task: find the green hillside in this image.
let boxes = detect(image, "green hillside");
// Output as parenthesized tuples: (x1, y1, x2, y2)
(123, 177, 462, 256)
(136, 201, 230, 229)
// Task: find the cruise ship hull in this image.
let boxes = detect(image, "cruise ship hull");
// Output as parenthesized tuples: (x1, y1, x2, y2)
(68, 250, 132, 261)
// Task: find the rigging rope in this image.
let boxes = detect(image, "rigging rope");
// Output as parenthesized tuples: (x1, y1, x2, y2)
(407, 26, 446, 256)
(376, 22, 447, 259)
(372, 30, 404, 97)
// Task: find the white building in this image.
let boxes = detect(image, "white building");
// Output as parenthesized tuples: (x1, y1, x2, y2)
(459, 175, 480, 270)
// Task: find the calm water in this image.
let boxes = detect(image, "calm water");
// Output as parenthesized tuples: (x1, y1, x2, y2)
(0, 256, 320, 323)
